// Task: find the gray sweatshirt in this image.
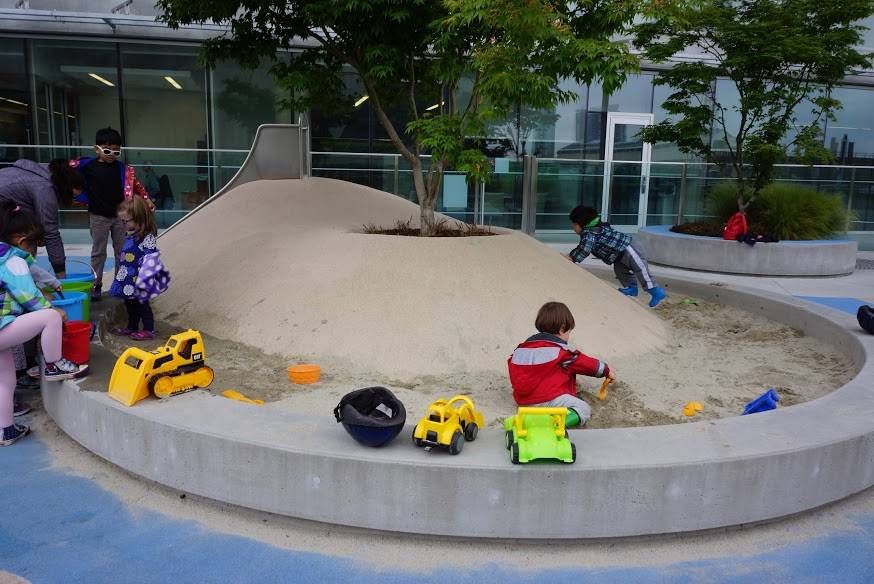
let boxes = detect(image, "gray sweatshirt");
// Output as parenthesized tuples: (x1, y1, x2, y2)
(0, 160, 65, 273)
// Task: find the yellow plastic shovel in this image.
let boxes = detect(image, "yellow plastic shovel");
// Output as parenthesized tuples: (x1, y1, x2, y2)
(598, 378, 612, 401)
(221, 390, 264, 406)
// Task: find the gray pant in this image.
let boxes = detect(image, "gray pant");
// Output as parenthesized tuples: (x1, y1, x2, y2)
(613, 242, 658, 290)
(89, 213, 126, 289)
(530, 393, 591, 425)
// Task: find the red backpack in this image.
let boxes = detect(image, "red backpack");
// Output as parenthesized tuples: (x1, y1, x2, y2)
(723, 212, 748, 240)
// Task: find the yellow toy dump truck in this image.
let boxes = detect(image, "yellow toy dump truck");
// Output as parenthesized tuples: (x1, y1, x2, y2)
(108, 329, 215, 407)
(412, 395, 485, 455)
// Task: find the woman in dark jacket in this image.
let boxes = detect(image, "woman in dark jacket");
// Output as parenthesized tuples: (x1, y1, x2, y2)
(0, 159, 83, 277)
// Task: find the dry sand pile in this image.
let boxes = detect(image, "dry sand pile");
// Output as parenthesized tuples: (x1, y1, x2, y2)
(154, 177, 666, 380)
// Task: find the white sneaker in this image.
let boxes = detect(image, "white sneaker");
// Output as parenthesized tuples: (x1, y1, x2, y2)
(43, 358, 88, 381)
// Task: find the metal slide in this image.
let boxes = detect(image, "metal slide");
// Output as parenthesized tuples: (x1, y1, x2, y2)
(160, 122, 310, 237)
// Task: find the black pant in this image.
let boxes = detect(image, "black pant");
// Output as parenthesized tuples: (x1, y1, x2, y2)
(125, 299, 154, 332)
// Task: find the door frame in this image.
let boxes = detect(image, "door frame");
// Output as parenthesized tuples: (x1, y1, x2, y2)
(600, 112, 655, 228)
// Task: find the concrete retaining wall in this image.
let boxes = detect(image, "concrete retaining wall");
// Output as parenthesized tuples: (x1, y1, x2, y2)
(42, 278, 874, 539)
(636, 226, 858, 276)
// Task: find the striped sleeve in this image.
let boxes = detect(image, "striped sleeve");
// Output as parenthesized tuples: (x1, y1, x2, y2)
(560, 349, 608, 378)
(5, 257, 51, 312)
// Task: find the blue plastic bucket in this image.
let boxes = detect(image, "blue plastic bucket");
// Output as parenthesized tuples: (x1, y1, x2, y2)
(51, 291, 87, 322)
(61, 272, 95, 284)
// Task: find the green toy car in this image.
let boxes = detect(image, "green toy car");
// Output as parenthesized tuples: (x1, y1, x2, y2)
(503, 407, 576, 464)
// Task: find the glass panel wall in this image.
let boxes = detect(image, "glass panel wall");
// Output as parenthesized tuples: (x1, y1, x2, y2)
(30, 39, 121, 229)
(859, 15, 874, 52)
(826, 86, 874, 166)
(31, 39, 121, 153)
(212, 59, 293, 150)
(0, 39, 30, 163)
(311, 70, 370, 153)
(524, 79, 587, 159)
(120, 44, 209, 226)
(211, 58, 293, 194)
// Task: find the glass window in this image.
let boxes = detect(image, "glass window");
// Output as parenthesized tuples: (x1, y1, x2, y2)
(120, 44, 207, 149)
(586, 75, 654, 160)
(710, 78, 741, 159)
(859, 16, 874, 52)
(212, 58, 292, 151)
(310, 70, 370, 153)
(31, 39, 121, 150)
(120, 43, 209, 222)
(0, 38, 30, 162)
(826, 86, 874, 165)
(712, 78, 828, 163)
(522, 79, 587, 159)
(605, 74, 654, 114)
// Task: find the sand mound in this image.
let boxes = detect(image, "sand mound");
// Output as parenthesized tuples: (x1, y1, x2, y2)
(154, 177, 666, 380)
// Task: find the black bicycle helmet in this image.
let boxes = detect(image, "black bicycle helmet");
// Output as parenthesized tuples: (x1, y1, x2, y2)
(858, 305, 874, 335)
(333, 386, 406, 447)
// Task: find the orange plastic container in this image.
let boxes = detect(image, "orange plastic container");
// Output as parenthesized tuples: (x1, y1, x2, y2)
(288, 364, 320, 384)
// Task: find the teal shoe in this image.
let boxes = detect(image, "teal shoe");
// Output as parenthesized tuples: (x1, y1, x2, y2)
(647, 286, 666, 308)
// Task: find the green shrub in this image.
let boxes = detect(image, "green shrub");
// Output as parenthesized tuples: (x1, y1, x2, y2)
(702, 182, 851, 240)
(705, 182, 746, 222)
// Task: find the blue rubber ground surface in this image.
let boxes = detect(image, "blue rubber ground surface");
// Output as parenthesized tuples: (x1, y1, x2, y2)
(796, 296, 867, 316)
(2, 434, 874, 583)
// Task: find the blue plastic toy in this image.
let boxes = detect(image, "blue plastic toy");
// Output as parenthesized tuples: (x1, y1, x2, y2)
(743, 388, 779, 415)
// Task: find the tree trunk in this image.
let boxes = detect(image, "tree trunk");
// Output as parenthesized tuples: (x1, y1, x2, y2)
(736, 177, 746, 213)
(409, 158, 437, 236)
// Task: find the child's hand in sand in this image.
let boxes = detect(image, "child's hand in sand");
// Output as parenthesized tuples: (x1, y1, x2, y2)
(607, 368, 615, 382)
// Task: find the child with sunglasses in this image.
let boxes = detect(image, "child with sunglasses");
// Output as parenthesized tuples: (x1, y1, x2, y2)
(69, 127, 153, 301)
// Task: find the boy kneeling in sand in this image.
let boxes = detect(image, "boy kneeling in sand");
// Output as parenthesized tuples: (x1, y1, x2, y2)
(507, 302, 614, 428)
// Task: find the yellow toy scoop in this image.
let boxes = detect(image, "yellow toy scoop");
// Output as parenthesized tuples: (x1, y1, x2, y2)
(682, 401, 704, 417)
(598, 378, 612, 401)
(221, 390, 264, 406)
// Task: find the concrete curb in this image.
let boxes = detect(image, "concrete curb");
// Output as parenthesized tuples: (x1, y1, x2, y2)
(42, 276, 874, 539)
(637, 226, 858, 277)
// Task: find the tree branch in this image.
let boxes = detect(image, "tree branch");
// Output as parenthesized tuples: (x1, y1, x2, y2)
(408, 55, 419, 123)
(363, 78, 417, 165)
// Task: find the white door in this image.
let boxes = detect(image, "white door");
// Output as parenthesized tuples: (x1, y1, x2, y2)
(600, 112, 654, 229)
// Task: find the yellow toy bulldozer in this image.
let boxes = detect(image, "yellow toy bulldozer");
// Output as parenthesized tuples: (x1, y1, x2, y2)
(108, 329, 215, 407)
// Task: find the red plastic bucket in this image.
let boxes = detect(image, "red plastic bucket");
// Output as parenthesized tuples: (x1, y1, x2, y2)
(62, 321, 91, 364)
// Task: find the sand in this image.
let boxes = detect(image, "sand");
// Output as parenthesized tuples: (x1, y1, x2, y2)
(102, 289, 854, 428)
(153, 177, 666, 381)
(110, 175, 851, 425)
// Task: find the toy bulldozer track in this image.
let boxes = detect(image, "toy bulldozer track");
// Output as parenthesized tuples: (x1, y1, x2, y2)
(109, 329, 214, 406)
(149, 362, 215, 399)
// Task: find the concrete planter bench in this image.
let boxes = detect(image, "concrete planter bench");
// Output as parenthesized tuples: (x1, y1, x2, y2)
(43, 276, 874, 539)
(636, 225, 857, 277)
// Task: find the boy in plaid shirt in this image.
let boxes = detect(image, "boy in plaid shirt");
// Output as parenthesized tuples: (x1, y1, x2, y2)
(564, 206, 666, 308)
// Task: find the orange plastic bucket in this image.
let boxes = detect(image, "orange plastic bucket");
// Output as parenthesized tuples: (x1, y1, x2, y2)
(62, 321, 91, 364)
(288, 364, 320, 384)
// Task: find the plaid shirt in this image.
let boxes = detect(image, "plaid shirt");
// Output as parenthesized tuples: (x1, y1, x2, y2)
(568, 222, 631, 265)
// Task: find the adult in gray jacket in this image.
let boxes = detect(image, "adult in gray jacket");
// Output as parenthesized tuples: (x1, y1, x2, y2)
(0, 159, 83, 277)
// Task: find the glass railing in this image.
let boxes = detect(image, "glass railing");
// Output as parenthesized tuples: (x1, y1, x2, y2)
(0, 145, 248, 230)
(3, 145, 873, 239)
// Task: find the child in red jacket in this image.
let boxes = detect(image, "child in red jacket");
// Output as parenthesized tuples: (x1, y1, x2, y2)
(507, 302, 614, 427)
